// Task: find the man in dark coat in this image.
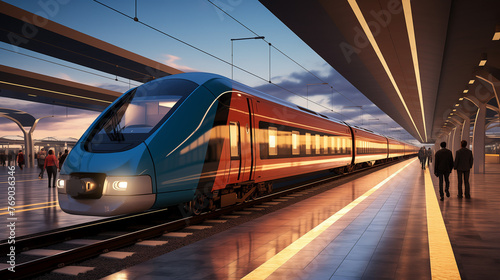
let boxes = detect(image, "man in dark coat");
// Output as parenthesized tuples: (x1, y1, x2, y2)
(454, 140, 474, 198)
(434, 142, 454, 201)
(418, 147, 427, 170)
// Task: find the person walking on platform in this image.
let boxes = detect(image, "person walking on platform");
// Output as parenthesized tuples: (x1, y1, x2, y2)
(434, 142, 454, 201)
(426, 148, 433, 167)
(418, 147, 427, 170)
(59, 149, 69, 171)
(16, 150, 25, 170)
(44, 149, 59, 188)
(37, 148, 46, 179)
(454, 140, 474, 199)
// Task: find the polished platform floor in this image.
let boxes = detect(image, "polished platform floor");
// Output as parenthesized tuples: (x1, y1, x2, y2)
(1, 160, 499, 279)
(0, 166, 105, 237)
(100, 159, 500, 280)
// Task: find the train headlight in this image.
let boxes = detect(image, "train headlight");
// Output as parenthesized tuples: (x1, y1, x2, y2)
(104, 175, 152, 195)
(112, 181, 128, 191)
(57, 174, 70, 194)
(57, 179, 65, 188)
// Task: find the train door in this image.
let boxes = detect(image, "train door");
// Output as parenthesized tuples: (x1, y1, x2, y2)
(227, 95, 254, 184)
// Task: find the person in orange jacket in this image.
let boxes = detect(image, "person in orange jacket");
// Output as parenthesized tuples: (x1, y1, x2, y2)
(44, 149, 59, 188)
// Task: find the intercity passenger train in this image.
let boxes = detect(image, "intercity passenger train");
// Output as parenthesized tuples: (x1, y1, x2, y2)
(57, 73, 417, 216)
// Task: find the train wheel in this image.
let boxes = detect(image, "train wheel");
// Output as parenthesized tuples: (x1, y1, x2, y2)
(250, 187, 259, 200)
(191, 192, 207, 215)
(180, 192, 209, 216)
(346, 165, 355, 173)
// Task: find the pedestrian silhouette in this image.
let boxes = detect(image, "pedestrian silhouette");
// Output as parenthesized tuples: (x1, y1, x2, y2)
(59, 149, 69, 170)
(418, 147, 427, 170)
(37, 148, 46, 179)
(16, 150, 25, 170)
(454, 140, 474, 198)
(434, 142, 454, 201)
(44, 150, 59, 188)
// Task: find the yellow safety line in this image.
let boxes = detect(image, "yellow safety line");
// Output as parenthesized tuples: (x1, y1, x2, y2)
(241, 159, 416, 279)
(0, 201, 58, 211)
(0, 204, 58, 216)
(0, 179, 43, 184)
(424, 169, 461, 279)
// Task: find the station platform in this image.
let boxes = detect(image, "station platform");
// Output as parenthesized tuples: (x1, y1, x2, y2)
(0, 166, 105, 237)
(97, 158, 500, 280)
(1, 159, 499, 279)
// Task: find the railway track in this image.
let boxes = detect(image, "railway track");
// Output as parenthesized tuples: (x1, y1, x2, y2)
(0, 157, 412, 279)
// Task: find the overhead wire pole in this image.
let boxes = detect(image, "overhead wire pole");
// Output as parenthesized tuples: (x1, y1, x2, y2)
(269, 42, 272, 83)
(94, 0, 416, 143)
(343, 106, 363, 126)
(306, 83, 328, 109)
(93, 0, 370, 124)
(231, 36, 265, 80)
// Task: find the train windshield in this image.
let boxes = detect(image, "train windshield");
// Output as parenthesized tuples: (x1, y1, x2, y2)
(84, 78, 199, 152)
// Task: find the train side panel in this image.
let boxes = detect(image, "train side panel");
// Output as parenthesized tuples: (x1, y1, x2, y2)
(146, 81, 232, 208)
(352, 129, 388, 164)
(388, 138, 406, 158)
(251, 98, 353, 182)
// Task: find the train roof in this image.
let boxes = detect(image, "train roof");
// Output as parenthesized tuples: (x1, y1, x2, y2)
(157, 72, 348, 127)
(152, 73, 418, 148)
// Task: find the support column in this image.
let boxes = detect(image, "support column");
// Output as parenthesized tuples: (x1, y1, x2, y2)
(461, 120, 470, 146)
(455, 111, 471, 146)
(472, 103, 486, 173)
(449, 117, 462, 155)
(465, 95, 486, 174)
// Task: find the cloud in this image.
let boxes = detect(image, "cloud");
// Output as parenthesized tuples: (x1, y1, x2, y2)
(162, 54, 196, 72)
(0, 97, 99, 140)
(93, 83, 132, 93)
(252, 67, 415, 140)
(56, 73, 78, 83)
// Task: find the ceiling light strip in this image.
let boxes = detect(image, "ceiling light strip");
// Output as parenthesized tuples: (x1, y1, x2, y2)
(347, 0, 423, 142)
(402, 0, 427, 142)
(0, 80, 112, 104)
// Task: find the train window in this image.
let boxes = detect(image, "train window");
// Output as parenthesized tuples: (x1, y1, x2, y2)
(84, 78, 199, 152)
(229, 122, 240, 158)
(315, 135, 320, 154)
(323, 136, 329, 154)
(292, 131, 300, 155)
(269, 127, 278, 156)
(305, 133, 311, 155)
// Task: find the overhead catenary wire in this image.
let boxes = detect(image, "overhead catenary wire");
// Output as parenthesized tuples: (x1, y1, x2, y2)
(92, 0, 350, 120)
(207, 1, 415, 141)
(206, 0, 361, 108)
(92, 0, 411, 140)
(207, 0, 406, 131)
(0, 46, 141, 88)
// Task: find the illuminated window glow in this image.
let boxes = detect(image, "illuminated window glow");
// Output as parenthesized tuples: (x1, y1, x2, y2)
(230, 122, 240, 157)
(305, 133, 311, 155)
(269, 127, 277, 156)
(292, 131, 300, 155)
(315, 135, 321, 154)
